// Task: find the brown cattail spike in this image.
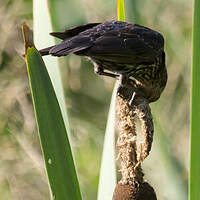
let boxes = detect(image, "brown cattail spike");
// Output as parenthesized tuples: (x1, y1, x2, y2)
(112, 182, 157, 200)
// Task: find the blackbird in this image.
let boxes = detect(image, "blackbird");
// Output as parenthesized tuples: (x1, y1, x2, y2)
(39, 20, 167, 103)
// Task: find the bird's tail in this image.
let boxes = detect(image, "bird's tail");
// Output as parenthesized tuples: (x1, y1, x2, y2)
(50, 36, 93, 57)
(38, 36, 93, 57)
(39, 45, 55, 56)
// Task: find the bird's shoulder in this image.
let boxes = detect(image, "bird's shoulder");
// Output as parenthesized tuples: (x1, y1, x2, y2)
(79, 21, 164, 51)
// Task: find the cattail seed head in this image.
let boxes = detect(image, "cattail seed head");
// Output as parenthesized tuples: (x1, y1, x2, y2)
(112, 182, 157, 200)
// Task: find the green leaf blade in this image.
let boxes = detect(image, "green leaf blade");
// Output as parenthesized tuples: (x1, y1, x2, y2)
(190, 0, 200, 199)
(26, 47, 82, 200)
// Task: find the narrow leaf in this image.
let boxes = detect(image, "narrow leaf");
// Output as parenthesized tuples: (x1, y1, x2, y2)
(117, 0, 126, 21)
(190, 0, 200, 199)
(97, 84, 117, 200)
(22, 23, 82, 200)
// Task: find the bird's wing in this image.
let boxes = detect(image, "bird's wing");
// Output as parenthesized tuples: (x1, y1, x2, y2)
(50, 23, 101, 40)
(39, 23, 100, 56)
(49, 35, 93, 57)
(85, 26, 164, 64)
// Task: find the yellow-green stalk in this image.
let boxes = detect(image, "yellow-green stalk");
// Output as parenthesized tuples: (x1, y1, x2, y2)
(117, 0, 126, 21)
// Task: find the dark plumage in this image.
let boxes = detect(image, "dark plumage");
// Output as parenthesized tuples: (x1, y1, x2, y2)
(39, 20, 167, 102)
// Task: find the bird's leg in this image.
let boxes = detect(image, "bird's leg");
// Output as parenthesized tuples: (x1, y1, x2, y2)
(94, 65, 118, 79)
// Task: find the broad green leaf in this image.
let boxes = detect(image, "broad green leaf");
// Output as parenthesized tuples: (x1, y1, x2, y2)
(117, 0, 126, 21)
(190, 0, 200, 199)
(23, 24, 82, 200)
(97, 84, 117, 200)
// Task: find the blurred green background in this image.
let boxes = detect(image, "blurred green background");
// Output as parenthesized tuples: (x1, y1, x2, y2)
(0, 0, 191, 199)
